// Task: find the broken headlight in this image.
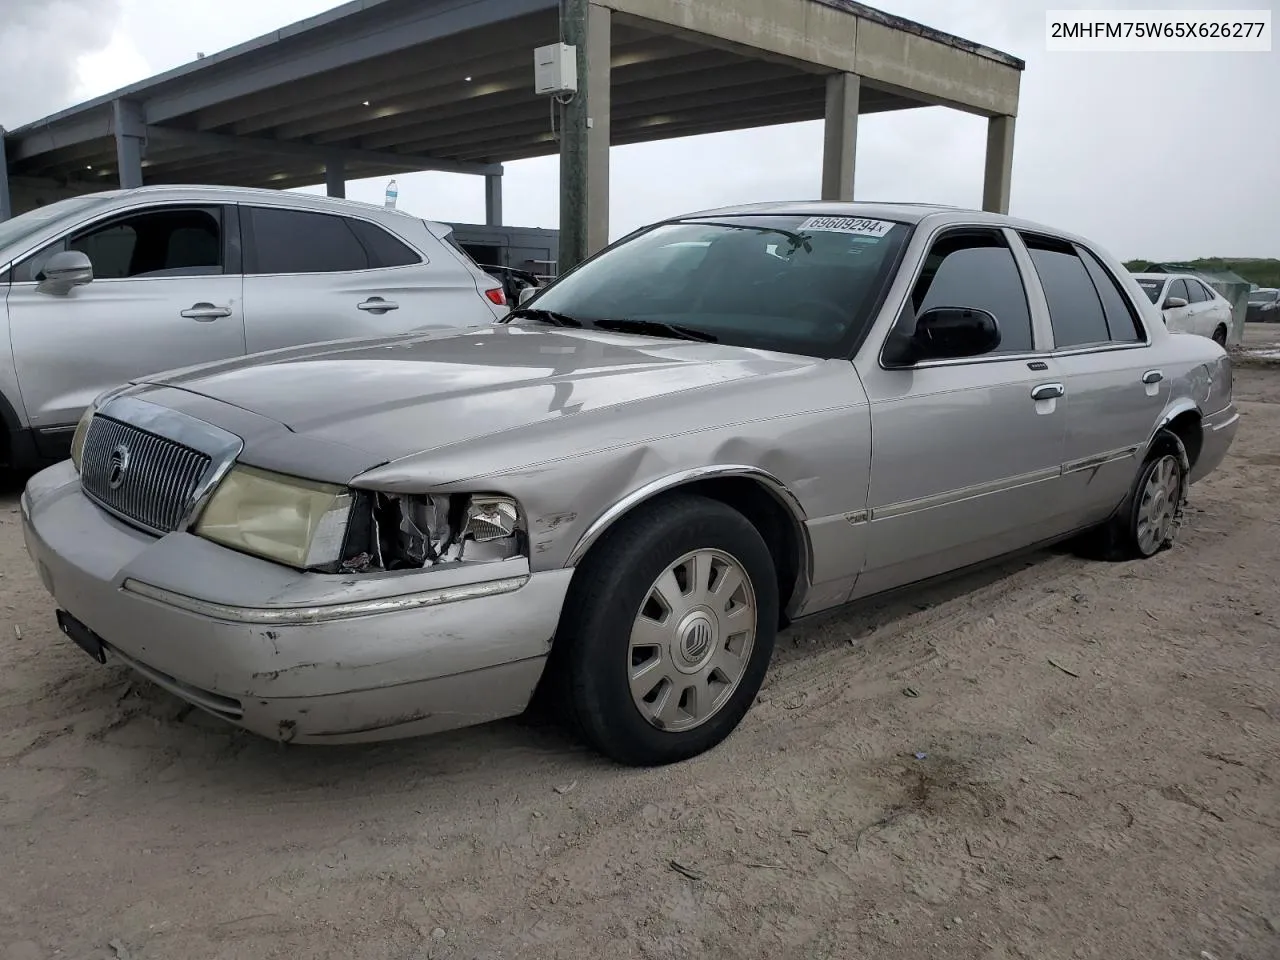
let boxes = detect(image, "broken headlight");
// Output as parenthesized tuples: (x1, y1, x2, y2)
(338, 492, 526, 574)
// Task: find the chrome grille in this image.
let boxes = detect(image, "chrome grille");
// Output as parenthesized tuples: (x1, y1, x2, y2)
(81, 415, 212, 534)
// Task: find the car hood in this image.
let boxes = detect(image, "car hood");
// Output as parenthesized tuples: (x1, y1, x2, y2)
(138, 324, 819, 471)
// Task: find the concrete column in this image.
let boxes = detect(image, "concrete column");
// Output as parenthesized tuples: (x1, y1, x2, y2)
(485, 173, 503, 226)
(325, 155, 346, 198)
(0, 128, 12, 223)
(982, 115, 1015, 214)
(112, 99, 146, 190)
(559, 0, 611, 272)
(821, 73, 859, 202)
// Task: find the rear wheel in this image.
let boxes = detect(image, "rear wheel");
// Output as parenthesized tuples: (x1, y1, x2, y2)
(1083, 441, 1187, 561)
(554, 494, 778, 766)
(1212, 324, 1228, 346)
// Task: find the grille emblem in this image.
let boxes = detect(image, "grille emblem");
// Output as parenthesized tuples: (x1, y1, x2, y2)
(107, 444, 131, 490)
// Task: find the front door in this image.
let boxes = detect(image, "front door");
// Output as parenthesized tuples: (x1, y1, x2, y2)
(1161, 278, 1196, 334)
(853, 227, 1069, 600)
(6, 204, 246, 446)
(1017, 233, 1166, 525)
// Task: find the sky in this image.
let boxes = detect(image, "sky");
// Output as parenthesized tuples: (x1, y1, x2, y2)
(1, 0, 1275, 262)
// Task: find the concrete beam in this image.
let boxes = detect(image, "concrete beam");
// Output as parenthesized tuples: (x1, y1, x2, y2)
(0, 129, 11, 222)
(597, 0, 1020, 118)
(112, 100, 146, 189)
(144, 126, 502, 177)
(853, 18, 1019, 118)
(325, 154, 346, 198)
(982, 115, 1014, 214)
(821, 73, 859, 202)
(144, 0, 557, 124)
(485, 173, 503, 226)
(560, 0, 612, 272)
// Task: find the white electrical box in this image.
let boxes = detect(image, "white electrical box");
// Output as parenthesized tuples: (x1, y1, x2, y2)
(534, 42, 578, 96)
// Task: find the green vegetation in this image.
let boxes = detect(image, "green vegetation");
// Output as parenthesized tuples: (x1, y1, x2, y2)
(1123, 258, 1280, 288)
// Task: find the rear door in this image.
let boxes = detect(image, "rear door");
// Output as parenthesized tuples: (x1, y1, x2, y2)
(1017, 233, 1163, 526)
(854, 226, 1070, 599)
(240, 205, 485, 355)
(1183, 278, 1214, 337)
(6, 203, 246, 439)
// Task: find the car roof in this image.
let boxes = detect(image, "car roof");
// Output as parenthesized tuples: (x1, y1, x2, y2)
(666, 200, 1092, 242)
(73, 183, 444, 228)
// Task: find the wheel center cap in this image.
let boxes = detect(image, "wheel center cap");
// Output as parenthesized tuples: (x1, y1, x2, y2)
(675, 611, 717, 669)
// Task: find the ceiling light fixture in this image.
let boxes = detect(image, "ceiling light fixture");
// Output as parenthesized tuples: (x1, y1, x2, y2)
(362, 100, 370, 106)
(465, 76, 473, 82)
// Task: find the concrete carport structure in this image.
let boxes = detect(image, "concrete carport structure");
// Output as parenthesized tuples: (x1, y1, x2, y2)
(0, 0, 1023, 272)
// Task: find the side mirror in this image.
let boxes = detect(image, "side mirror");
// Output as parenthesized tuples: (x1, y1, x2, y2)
(518, 286, 538, 306)
(1162, 296, 1188, 310)
(38, 250, 94, 295)
(885, 306, 1001, 366)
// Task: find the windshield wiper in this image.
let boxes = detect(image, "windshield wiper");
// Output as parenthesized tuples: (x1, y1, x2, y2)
(593, 318, 718, 343)
(503, 307, 583, 327)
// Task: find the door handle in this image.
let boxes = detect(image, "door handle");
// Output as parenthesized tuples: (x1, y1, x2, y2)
(180, 303, 232, 321)
(357, 297, 400, 313)
(1142, 369, 1164, 385)
(1031, 383, 1065, 401)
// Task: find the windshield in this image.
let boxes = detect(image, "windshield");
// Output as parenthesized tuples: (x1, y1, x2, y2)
(1249, 289, 1278, 303)
(1135, 277, 1166, 304)
(521, 215, 912, 357)
(0, 195, 114, 255)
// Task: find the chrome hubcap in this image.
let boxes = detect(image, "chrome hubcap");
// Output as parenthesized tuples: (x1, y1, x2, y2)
(1136, 454, 1181, 555)
(628, 549, 757, 732)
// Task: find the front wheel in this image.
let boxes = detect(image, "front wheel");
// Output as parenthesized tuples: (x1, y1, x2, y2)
(554, 494, 778, 766)
(1212, 325, 1228, 346)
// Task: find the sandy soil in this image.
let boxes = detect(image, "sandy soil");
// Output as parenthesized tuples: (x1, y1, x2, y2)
(2, 367, 1278, 960)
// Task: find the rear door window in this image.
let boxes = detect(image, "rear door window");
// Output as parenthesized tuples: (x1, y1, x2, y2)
(244, 206, 370, 274)
(1185, 279, 1208, 303)
(345, 218, 422, 268)
(1021, 234, 1110, 348)
(1076, 246, 1145, 342)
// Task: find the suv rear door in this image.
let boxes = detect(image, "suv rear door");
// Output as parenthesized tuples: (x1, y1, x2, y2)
(239, 204, 493, 354)
(5, 202, 246, 448)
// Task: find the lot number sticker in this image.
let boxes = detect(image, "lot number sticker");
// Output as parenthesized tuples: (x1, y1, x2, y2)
(798, 216, 893, 237)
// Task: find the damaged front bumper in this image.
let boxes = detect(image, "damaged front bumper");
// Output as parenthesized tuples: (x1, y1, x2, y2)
(21, 460, 572, 744)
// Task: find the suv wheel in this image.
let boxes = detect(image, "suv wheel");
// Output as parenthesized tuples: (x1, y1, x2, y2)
(554, 494, 778, 766)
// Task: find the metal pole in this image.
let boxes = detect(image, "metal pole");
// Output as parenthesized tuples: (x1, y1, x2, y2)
(558, 0, 590, 273)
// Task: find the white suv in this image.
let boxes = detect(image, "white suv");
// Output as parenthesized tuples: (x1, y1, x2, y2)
(0, 185, 508, 472)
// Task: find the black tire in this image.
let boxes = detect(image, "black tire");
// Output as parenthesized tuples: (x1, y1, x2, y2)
(553, 493, 778, 767)
(1083, 437, 1188, 561)
(1212, 325, 1228, 346)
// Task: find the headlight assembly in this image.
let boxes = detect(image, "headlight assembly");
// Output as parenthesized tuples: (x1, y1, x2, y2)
(339, 491, 526, 573)
(194, 465, 352, 569)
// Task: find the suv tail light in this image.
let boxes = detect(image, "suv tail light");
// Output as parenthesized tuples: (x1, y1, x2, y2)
(484, 286, 507, 306)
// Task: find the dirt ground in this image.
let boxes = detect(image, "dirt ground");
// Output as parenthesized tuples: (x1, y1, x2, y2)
(2, 364, 1279, 960)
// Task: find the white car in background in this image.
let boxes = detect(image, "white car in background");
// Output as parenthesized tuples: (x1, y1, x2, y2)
(1132, 272, 1232, 345)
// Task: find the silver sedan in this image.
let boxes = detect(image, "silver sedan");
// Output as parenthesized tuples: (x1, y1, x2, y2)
(22, 202, 1238, 766)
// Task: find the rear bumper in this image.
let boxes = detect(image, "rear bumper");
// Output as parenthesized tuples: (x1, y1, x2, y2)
(1190, 402, 1239, 484)
(21, 460, 573, 744)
